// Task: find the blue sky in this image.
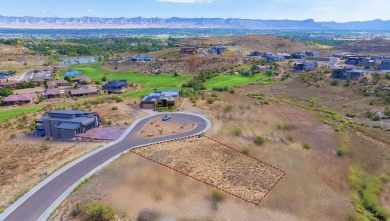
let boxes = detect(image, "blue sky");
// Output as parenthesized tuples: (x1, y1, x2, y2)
(0, 0, 389, 22)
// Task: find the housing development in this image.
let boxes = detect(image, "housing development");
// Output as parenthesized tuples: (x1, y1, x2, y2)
(0, 2, 389, 221)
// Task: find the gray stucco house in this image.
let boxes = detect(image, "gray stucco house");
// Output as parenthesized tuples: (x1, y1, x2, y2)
(35, 110, 100, 139)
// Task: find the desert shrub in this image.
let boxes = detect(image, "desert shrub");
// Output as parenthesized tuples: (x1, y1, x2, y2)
(111, 106, 118, 110)
(242, 147, 250, 155)
(137, 209, 161, 221)
(85, 203, 116, 221)
(336, 146, 347, 157)
(9, 134, 16, 139)
(254, 136, 265, 146)
(286, 134, 296, 142)
(303, 143, 311, 150)
(100, 117, 107, 125)
(371, 115, 381, 121)
(71, 203, 82, 217)
(211, 189, 225, 202)
(277, 123, 292, 131)
(207, 98, 215, 104)
(224, 104, 234, 113)
(40, 143, 49, 151)
(385, 108, 390, 116)
(330, 80, 340, 86)
(346, 112, 357, 118)
(107, 120, 112, 126)
(233, 127, 243, 136)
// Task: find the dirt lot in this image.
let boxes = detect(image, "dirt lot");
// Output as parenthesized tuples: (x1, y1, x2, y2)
(139, 117, 196, 138)
(133, 137, 285, 204)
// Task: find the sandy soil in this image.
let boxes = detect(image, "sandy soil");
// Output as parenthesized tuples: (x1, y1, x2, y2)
(133, 137, 284, 204)
(0, 130, 103, 208)
(139, 117, 196, 138)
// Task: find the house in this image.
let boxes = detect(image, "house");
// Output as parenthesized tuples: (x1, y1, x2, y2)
(129, 55, 154, 62)
(31, 76, 51, 84)
(35, 110, 100, 139)
(141, 90, 180, 109)
(292, 53, 305, 59)
(380, 60, 390, 70)
(102, 80, 128, 94)
(295, 62, 317, 71)
(248, 51, 262, 57)
(332, 69, 366, 80)
(72, 76, 92, 84)
(180, 47, 197, 55)
(346, 56, 375, 67)
(0, 72, 16, 82)
(304, 51, 320, 57)
(45, 88, 62, 99)
(0, 81, 21, 89)
(46, 80, 69, 89)
(208, 46, 227, 55)
(2, 93, 37, 105)
(70, 86, 99, 97)
(265, 53, 286, 62)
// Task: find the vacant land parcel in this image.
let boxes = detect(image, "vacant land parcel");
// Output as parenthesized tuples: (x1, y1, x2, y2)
(132, 137, 285, 205)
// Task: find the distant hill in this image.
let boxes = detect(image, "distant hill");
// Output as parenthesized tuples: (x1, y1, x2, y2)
(0, 16, 390, 30)
(335, 38, 390, 54)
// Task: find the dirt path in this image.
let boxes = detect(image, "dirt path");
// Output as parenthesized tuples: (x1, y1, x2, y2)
(355, 131, 388, 148)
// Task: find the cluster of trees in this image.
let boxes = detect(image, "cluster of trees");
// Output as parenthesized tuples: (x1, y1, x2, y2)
(0, 88, 13, 97)
(182, 71, 219, 91)
(28, 37, 179, 57)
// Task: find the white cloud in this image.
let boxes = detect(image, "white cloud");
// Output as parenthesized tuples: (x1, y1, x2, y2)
(86, 9, 95, 13)
(157, 0, 213, 3)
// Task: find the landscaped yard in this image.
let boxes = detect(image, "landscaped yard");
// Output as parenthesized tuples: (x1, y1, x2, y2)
(0, 105, 43, 122)
(205, 74, 271, 89)
(67, 65, 191, 93)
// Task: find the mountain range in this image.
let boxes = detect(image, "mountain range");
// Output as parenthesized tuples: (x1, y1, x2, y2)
(0, 16, 389, 30)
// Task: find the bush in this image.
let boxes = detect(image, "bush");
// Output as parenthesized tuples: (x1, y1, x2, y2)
(277, 123, 292, 131)
(137, 209, 161, 221)
(224, 104, 234, 113)
(346, 112, 357, 118)
(242, 147, 250, 155)
(207, 98, 215, 104)
(303, 143, 311, 150)
(211, 189, 225, 202)
(10, 134, 16, 139)
(331, 80, 340, 86)
(40, 144, 49, 151)
(111, 106, 118, 110)
(85, 203, 116, 221)
(336, 146, 347, 157)
(371, 115, 381, 121)
(107, 120, 112, 126)
(254, 136, 265, 146)
(233, 127, 243, 136)
(286, 134, 296, 142)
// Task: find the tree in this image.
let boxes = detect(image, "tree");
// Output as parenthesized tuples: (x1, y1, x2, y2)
(101, 76, 108, 82)
(0, 88, 13, 97)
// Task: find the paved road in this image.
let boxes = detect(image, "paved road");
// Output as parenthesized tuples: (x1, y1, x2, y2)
(1, 113, 210, 221)
(328, 57, 340, 69)
(19, 70, 34, 82)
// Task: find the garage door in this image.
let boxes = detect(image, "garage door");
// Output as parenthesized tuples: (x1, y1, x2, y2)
(141, 103, 155, 109)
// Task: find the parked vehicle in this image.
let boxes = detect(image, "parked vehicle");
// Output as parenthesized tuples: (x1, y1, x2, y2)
(162, 115, 172, 121)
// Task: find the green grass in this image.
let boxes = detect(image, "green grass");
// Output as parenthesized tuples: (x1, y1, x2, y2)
(0, 105, 44, 122)
(205, 74, 269, 89)
(68, 65, 191, 92)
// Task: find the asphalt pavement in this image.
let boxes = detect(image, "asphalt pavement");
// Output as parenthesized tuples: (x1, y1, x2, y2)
(1, 113, 210, 221)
